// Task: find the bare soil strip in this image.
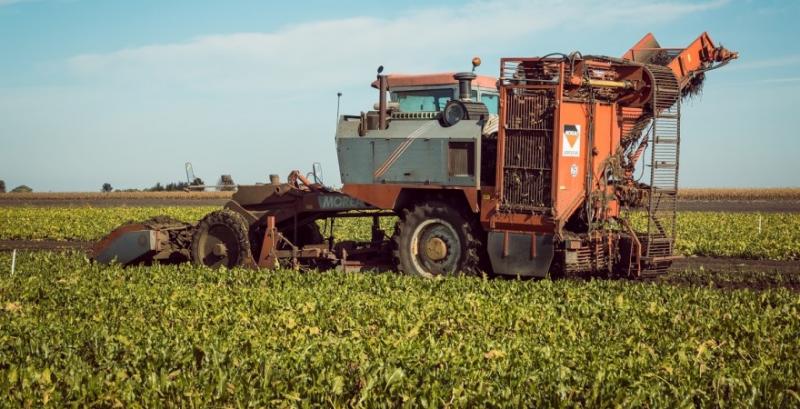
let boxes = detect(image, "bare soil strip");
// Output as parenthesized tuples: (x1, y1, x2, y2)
(659, 257, 800, 292)
(672, 256, 800, 273)
(0, 198, 229, 207)
(3, 188, 799, 201)
(2, 197, 798, 212)
(0, 240, 91, 251)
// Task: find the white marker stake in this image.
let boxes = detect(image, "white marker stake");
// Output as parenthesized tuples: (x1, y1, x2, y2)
(11, 249, 16, 276)
(758, 214, 762, 235)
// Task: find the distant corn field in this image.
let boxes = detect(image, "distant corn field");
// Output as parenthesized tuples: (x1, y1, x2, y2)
(678, 188, 800, 200)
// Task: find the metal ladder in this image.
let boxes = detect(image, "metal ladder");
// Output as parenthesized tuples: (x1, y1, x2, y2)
(643, 65, 681, 275)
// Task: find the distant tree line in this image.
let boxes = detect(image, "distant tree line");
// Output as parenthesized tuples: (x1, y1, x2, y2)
(146, 181, 189, 192)
(0, 180, 34, 193)
(1, 178, 217, 194)
(101, 178, 205, 192)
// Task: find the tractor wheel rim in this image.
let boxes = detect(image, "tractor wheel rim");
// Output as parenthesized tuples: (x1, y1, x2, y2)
(199, 224, 239, 268)
(410, 218, 461, 277)
(424, 237, 448, 261)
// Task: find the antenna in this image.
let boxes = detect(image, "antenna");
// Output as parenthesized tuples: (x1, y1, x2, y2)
(336, 92, 342, 126)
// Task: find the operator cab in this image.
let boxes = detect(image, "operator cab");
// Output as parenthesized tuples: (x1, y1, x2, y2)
(371, 73, 499, 114)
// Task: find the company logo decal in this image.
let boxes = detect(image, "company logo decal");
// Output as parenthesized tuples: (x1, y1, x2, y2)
(562, 124, 581, 157)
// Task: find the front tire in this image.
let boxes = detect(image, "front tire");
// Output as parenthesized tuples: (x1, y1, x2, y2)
(191, 209, 253, 268)
(393, 202, 481, 278)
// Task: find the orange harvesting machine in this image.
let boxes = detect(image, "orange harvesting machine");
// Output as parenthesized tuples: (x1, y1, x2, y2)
(93, 32, 737, 279)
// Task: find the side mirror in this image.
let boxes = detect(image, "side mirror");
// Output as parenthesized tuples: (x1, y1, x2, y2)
(311, 162, 325, 185)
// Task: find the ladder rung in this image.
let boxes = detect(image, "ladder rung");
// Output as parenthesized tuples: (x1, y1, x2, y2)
(653, 162, 677, 169)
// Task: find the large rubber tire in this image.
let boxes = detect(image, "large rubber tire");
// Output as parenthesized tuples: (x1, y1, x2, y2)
(191, 209, 253, 268)
(393, 201, 481, 278)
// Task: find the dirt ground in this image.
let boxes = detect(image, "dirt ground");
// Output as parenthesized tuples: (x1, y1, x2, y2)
(1, 197, 798, 212)
(659, 257, 800, 292)
(0, 240, 91, 251)
(0, 198, 229, 207)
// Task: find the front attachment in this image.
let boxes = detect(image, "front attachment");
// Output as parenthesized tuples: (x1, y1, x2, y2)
(92, 216, 194, 266)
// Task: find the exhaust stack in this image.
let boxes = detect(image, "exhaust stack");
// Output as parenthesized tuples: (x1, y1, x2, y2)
(377, 66, 388, 130)
(454, 72, 475, 101)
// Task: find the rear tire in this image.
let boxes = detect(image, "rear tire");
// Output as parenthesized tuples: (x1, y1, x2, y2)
(191, 209, 253, 268)
(393, 201, 481, 278)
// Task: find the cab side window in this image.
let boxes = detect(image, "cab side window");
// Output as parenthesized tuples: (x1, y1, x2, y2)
(480, 93, 499, 114)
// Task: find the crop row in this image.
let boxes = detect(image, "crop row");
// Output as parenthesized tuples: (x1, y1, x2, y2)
(0, 207, 216, 241)
(1, 207, 798, 261)
(0, 252, 798, 407)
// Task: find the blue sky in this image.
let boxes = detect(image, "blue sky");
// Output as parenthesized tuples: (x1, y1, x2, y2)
(0, 0, 798, 191)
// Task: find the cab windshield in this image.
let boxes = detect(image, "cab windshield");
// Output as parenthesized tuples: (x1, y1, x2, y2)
(391, 88, 499, 114)
(393, 89, 453, 112)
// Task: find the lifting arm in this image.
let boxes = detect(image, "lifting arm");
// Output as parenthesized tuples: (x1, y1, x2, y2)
(624, 32, 738, 90)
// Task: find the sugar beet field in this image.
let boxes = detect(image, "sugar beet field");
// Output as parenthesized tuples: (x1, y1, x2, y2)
(1, 204, 799, 407)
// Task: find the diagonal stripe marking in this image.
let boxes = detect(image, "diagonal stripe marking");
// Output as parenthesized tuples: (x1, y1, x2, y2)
(379, 122, 432, 172)
(374, 123, 432, 177)
(373, 121, 436, 178)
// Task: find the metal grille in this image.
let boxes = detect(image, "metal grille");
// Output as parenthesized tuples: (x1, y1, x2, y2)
(563, 243, 612, 274)
(620, 107, 651, 147)
(501, 89, 554, 211)
(448, 142, 474, 177)
(500, 60, 562, 86)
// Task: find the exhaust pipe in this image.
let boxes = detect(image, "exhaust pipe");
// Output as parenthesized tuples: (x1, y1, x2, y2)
(454, 58, 481, 101)
(377, 66, 388, 130)
(454, 72, 476, 101)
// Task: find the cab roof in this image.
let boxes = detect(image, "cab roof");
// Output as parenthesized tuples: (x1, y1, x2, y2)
(371, 73, 498, 90)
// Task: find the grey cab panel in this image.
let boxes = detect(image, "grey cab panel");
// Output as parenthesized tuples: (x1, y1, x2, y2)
(336, 118, 482, 187)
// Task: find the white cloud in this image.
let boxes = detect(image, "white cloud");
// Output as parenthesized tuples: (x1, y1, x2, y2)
(3, 0, 731, 190)
(66, 0, 727, 94)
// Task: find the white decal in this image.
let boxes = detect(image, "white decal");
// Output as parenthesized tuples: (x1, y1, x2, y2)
(570, 164, 578, 178)
(319, 195, 367, 209)
(562, 124, 581, 157)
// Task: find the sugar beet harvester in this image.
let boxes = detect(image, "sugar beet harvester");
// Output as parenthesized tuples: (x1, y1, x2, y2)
(93, 33, 737, 278)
